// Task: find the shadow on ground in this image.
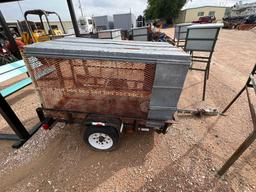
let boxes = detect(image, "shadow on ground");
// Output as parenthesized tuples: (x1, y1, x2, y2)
(0, 124, 155, 191)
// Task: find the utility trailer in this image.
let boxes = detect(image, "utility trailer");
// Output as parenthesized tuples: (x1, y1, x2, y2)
(23, 37, 190, 151)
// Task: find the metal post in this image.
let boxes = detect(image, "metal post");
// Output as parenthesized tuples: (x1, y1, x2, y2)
(218, 87, 256, 176)
(218, 69, 256, 175)
(222, 64, 256, 114)
(43, 11, 53, 35)
(221, 86, 246, 114)
(0, 93, 30, 140)
(56, 13, 66, 34)
(66, 0, 81, 37)
(39, 15, 47, 34)
(202, 67, 208, 101)
(177, 26, 180, 47)
(217, 131, 256, 176)
(36, 107, 46, 122)
(207, 28, 220, 80)
(0, 11, 21, 59)
(206, 51, 214, 80)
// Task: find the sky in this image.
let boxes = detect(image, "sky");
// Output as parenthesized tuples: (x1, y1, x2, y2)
(0, 0, 255, 21)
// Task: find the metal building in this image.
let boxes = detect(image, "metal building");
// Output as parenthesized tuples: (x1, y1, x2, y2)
(176, 6, 229, 23)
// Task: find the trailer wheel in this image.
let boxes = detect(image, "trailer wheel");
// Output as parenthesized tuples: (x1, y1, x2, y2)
(84, 126, 119, 151)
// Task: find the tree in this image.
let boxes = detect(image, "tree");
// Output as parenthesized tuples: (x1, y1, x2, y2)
(144, 0, 187, 21)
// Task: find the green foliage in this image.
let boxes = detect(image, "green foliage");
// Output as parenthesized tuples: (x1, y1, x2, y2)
(144, 0, 187, 21)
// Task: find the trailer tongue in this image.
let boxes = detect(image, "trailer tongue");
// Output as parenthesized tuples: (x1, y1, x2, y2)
(23, 37, 190, 151)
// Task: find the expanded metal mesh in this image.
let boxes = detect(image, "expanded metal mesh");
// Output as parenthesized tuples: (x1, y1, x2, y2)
(25, 56, 156, 119)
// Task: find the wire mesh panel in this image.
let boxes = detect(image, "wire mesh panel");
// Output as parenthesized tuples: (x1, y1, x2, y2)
(26, 56, 156, 119)
(23, 37, 191, 127)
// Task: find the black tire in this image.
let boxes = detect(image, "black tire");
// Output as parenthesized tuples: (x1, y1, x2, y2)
(84, 126, 119, 151)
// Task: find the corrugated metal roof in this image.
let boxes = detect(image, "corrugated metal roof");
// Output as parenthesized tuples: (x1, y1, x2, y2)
(24, 37, 190, 64)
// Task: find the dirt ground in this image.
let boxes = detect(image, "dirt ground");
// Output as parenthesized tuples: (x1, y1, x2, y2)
(0, 28, 256, 192)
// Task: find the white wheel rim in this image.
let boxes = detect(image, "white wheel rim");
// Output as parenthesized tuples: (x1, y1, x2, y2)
(88, 133, 113, 150)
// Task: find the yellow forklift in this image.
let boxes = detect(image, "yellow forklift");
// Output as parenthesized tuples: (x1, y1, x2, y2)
(19, 9, 66, 44)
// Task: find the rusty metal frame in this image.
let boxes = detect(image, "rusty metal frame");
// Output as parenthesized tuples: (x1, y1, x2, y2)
(39, 107, 171, 134)
(217, 64, 256, 176)
(0, 93, 47, 148)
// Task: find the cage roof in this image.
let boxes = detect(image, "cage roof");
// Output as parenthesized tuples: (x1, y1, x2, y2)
(24, 37, 190, 64)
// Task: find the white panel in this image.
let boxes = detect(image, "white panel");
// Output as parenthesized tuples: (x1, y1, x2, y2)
(134, 35, 148, 41)
(178, 33, 187, 40)
(187, 23, 223, 29)
(174, 23, 192, 40)
(98, 32, 112, 39)
(188, 28, 218, 39)
(180, 26, 190, 33)
(133, 28, 147, 36)
(111, 31, 119, 38)
(113, 36, 122, 40)
(186, 40, 214, 51)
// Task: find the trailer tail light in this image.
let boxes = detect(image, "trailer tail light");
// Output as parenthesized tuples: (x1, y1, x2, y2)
(42, 117, 55, 130)
(42, 123, 49, 130)
(92, 122, 106, 126)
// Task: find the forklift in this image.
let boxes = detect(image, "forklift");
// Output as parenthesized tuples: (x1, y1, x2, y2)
(19, 9, 66, 44)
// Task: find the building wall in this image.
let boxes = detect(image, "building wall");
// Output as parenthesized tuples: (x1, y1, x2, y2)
(177, 6, 228, 23)
(185, 6, 227, 22)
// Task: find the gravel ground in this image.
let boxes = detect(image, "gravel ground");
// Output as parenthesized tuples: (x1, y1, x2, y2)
(0, 28, 256, 192)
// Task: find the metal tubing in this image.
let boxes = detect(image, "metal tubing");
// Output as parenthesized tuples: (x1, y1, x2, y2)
(0, 93, 30, 140)
(185, 27, 221, 101)
(191, 60, 208, 63)
(247, 89, 256, 130)
(23, 12, 36, 43)
(39, 15, 47, 34)
(0, 11, 21, 59)
(189, 67, 206, 72)
(192, 56, 211, 59)
(177, 26, 181, 47)
(36, 107, 46, 122)
(56, 13, 66, 34)
(221, 86, 246, 114)
(42, 11, 53, 35)
(12, 120, 45, 149)
(222, 64, 256, 114)
(206, 52, 214, 80)
(218, 68, 256, 175)
(202, 67, 207, 101)
(0, 134, 19, 141)
(66, 0, 81, 37)
(190, 51, 194, 68)
(217, 131, 256, 176)
(249, 75, 256, 94)
(218, 88, 256, 176)
(217, 64, 256, 176)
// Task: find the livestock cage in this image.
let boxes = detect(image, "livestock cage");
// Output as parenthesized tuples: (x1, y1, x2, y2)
(23, 37, 190, 150)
